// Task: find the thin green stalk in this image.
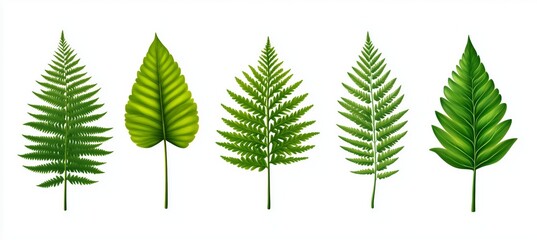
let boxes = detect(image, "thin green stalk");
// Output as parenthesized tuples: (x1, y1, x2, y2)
(267, 165, 271, 209)
(63, 173, 67, 211)
(472, 169, 476, 212)
(164, 140, 168, 209)
(371, 177, 377, 209)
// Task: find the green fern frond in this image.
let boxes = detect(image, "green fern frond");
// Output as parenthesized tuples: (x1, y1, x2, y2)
(431, 37, 516, 212)
(338, 33, 408, 209)
(20, 31, 111, 211)
(218, 37, 318, 209)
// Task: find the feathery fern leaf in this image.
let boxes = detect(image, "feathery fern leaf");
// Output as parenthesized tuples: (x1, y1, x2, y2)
(431, 37, 516, 212)
(218, 38, 318, 209)
(20, 31, 111, 211)
(125, 34, 199, 209)
(338, 33, 407, 209)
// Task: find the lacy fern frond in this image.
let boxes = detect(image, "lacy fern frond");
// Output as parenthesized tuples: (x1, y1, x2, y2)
(431, 37, 516, 212)
(218, 38, 318, 209)
(20, 31, 111, 211)
(338, 33, 407, 209)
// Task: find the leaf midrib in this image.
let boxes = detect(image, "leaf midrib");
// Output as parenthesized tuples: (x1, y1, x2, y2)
(469, 56, 478, 171)
(61, 41, 70, 188)
(155, 41, 168, 142)
(264, 48, 272, 168)
(366, 43, 379, 181)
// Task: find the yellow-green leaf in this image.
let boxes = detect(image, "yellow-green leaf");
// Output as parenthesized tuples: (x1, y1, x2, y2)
(125, 34, 199, 209)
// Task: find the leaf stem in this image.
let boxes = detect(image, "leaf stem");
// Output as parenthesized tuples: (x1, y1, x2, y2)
(63, 175, 67, 211)
(164, 140, 169, 209)
(267, 164, 271, 209)
(371, 176, 377, 209)
(472, 169, 476, 212)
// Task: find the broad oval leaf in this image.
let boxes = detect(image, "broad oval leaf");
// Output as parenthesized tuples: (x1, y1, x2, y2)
(125, 34, 199, 148)
(125, 34, 199, 209)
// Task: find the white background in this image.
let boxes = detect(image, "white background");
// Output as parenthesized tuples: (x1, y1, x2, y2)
(1, 0, 536, 239)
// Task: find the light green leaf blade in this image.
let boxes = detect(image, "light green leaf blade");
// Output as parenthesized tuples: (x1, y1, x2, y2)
(125, 34, 199, 148)
(124, 34, 199, 209)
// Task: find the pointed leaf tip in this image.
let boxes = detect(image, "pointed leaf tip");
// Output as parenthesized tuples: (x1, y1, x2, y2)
(465, 36, 476, 53)
(366, 32, 371, 41)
